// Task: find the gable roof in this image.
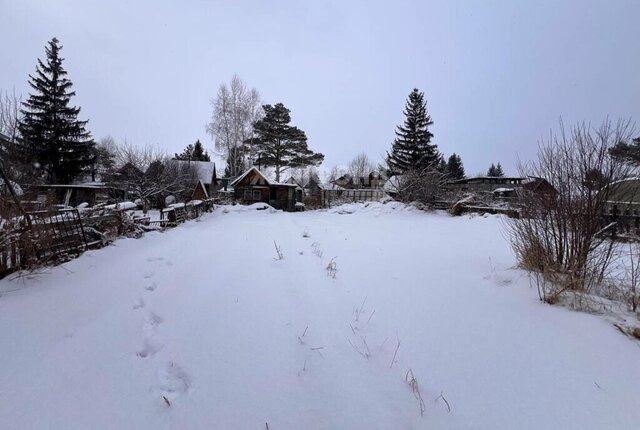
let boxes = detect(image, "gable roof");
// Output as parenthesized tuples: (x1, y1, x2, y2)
(285, 176, 302, 186)
(449, 176, 526, 184)
(231, 167, 300, 188)
(230, 167, 272, 187)
(192, 179, 209, 199)
(173, 160, 216, 184)
(285, 177, 305, 191)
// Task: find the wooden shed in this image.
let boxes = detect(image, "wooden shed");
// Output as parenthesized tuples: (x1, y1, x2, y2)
(191, 180, 209, 200)
(230, 167, 298, 211)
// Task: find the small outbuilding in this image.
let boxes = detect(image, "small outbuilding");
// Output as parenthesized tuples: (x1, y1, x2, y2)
(230, 167, 298, 211)
(191, 180, 209, 200)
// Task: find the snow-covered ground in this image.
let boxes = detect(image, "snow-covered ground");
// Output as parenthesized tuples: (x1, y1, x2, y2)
(1, 202, 639, 429)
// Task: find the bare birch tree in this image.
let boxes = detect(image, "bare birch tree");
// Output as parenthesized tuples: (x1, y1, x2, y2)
(327, 165, 345, 183)
(0, 89, 22, 142)
(206, 75, 262, 176)
(348, 152, 375, 179)
(0, 89, 26, 185)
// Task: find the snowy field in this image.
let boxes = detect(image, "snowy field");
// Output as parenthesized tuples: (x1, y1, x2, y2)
(1, 202, 639, 429)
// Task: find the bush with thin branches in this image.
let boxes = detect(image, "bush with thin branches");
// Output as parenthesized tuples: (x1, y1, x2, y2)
(504, 119, 635, 302)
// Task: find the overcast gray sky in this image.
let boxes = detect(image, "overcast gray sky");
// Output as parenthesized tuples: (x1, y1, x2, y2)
(2, 0, 639, 175)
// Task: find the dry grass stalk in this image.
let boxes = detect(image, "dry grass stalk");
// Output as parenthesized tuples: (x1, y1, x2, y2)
(273, 240, 284, 260)
(353, 297, 367, 322)
(311, 242, 323, 258)
(326, 257, 338, 278)
(348, 334, 371, 359)
(389, 335, 401, 368)
(435, 391, 451, 413)
(405, 368, 426, 416)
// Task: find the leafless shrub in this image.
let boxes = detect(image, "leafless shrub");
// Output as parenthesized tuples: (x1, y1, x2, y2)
(108, 143, 199, 212)
(395, 165, 446, 206)
(273, 241, 284, 260)
(405, 368, 426, 416)
(504, 119, 636, 299)
(325, 257, 337, 278)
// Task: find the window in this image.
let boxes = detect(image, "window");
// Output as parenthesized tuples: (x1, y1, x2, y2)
(244, 190, 251, 200)
(253, 189, 261, 201)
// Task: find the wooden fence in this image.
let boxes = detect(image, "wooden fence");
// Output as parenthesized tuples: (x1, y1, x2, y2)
(160, 199, 214, 226)
(0, 231, 23, 278)
(0, 209, 87, 278)
(0, 199, 216, 279)
(322, 189, 385, 207)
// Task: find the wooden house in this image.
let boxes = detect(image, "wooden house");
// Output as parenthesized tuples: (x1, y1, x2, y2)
(230, 167, 298, 211)
(446, 176, 527, 193)
(332, 172, 383, 189)
(285, 177, 305, 203)
(24, 183, 126, 209)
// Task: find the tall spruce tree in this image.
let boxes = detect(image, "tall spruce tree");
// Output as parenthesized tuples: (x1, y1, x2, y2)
(247, 103, 324, 182)
(487, 162, 505, 177)
(174, 139, 210, 161)
(445, 153, 465, 180)
(18, 37, 94, 184)
(386, 88, 439, 174)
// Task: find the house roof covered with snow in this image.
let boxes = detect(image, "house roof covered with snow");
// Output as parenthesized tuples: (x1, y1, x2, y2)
(230, 167, 272, 187)
(173, 160, 216, 185)
(448, 176, 526, 184)
(231, 167, 297, 188)
(606, 177, 640, 204)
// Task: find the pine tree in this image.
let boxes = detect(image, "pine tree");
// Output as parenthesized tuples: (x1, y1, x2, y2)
(445, 153, 465, 180)
(610, 137, 640, 165)
(174, 139, 210, 162)
(247, 103, 324, 182)
(18, 37, 94, 184)
(495, 162, 504, 177)
(487, 163, 496, 176)
(386, 88, 439, 174)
